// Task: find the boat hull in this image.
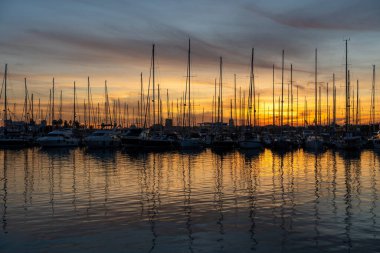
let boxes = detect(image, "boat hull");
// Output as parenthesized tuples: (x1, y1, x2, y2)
(239, 140, 262, 149)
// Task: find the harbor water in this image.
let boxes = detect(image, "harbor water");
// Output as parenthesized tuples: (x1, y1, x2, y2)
(1, 148, 380, 252)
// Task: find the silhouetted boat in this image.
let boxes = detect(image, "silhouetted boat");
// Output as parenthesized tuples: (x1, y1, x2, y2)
(139, 129, 180, 150)
(239, 131, 262, 149)
(120, 127, 143, 148)
(84, 129, 121, 149)
(37, 129, 79, 148)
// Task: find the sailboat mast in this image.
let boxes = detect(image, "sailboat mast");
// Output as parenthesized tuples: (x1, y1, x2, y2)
(248, 48, 254, 127)
(345, 39, 349, 132)
(252, 48, 256, 127)
(88, 76, 91, 127)
(152, 44, 156, 126)
(220, 57, 223, 124)
(188, 39, 191, 128)
(3, 64, 7, 123)
(234, 74, 237, 126)
(333, 73, 336, 126)
(315, 48, 318, 128)
(52, 78, 55, 123)
(281, 50, 284, 129)
(140, 73, 144, 128)
(272, 64, 275, 126)
(24, 78, 28, 121)
(73, 81, 76, 124)
(291, 64, 293, 127)
(296, 85, 298, 126)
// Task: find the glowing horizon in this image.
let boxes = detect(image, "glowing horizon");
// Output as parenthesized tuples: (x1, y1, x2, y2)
(1, 0, 379, 127)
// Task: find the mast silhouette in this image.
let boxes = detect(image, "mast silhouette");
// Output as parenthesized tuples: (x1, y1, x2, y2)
(272, 64, 275, 126)
(281, 50, 284, 130)
(345, 39, 349, 133)
(315, 48, 318, 128)
(3, 64, 7, 123)
(152, 44, 156, 126)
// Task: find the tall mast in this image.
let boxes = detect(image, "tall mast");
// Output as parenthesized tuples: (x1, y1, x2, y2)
(252, 48, 256, 127)
(3, 64, 7, 123)
(104, 81, 107, 124)
(345, 39, 349, 132)
(234, 73, 237, 126)
(24, 78, 28, 121)
(187, 39, 191, 128)
(87, 76, 91, 127)
(140, 72, 143, 128)
(287, 64, 290, 125)
(315, 48, 318, 128)
(220, 57, 223, 124)
(296, 85, 298, 127)
(239, 86, 242, 126)
(73, 81, 76, 124)
(52, 78, 55, 123)
(272, 64, 275, 126)
(319, 86, 321, 125)
(152, 44, 156, 126)
(333, 73, 336, 126)
(290, 64, 293, 127)
(248, 48, 254, 126)
(158, 84, 161, 125)
(281, 50, 284, 129)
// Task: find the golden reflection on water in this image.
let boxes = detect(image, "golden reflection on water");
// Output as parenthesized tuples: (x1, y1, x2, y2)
(1, 148, 380, 252)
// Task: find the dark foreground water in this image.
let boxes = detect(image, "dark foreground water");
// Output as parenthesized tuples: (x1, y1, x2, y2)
(1, 148, 380, 252)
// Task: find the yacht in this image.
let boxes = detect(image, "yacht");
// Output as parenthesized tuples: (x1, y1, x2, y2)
(239, 131, 262, 149)
(304, 135, 324, 151)
(211, 133, 235, 150)
(37, 130, 79, 148)
(84, 129, 121, 149)
(120, 127, 143, 148)
(334, 132, 362, 150)
(139, 129, 180, 150)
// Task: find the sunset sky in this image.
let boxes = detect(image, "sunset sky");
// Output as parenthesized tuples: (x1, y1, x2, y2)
(1, 0, 380, 125)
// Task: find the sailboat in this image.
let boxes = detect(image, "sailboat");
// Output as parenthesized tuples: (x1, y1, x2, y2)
(304, 49, 324, 151)
(272, 51, 294, 151)
(180, 39, 203, 149)
(139, 44, 180, 150)
(238, 48, 262, 150)
(211, 57, 234, 150)
(37, 81, 80, 148)
(0, 64, 33, 148)
(334, 40, 362, 150)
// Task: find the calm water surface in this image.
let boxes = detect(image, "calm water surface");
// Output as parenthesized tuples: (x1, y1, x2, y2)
(1, 148, 380, 252)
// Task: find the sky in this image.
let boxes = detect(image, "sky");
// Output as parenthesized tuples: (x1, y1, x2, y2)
(1, 0, 380, 125)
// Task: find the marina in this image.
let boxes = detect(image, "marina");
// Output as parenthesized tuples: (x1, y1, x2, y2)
(1, 0, 380, 252)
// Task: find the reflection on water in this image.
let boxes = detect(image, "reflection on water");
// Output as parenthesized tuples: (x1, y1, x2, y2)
(1, 148, 380, 252)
